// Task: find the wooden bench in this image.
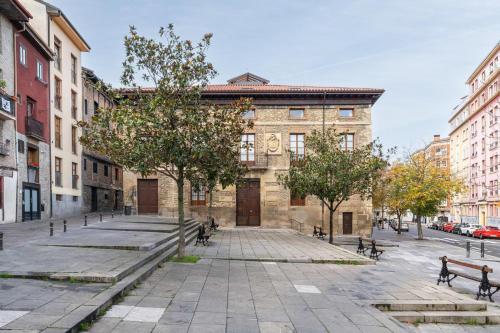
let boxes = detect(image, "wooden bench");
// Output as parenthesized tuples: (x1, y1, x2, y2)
(195, 224, 211, 246)
(313, 226, 326, 240)
(437, 256, 500, 302)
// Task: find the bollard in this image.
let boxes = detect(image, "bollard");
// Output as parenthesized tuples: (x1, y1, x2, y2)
(100, 214, 102, 222)
(466, 241, 470, 258)
(84, 215, 87, 226)
(111, 212, 114, 218)
(0, 232, 3, 251)
(50, 222, 54, 236)
(63, 220, 67, 233)
(481, 242, 485, 258)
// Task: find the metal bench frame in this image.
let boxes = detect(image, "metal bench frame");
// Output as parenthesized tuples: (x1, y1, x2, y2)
(357, 237, 368, 255)
(313, 226, 326, 240)
(369, 240, 384, 260)
(437, 256, 500, 302)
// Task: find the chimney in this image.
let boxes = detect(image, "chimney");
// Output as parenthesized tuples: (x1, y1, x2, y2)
(433, 134, 441, 141)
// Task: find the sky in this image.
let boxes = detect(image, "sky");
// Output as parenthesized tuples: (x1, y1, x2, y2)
(51, 0, 500, 155)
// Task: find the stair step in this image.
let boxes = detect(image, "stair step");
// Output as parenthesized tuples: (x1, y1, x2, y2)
(374, 300, 487, 312)
(390, 311, 500, 325)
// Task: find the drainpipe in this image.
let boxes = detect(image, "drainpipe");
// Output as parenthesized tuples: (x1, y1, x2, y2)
(48, 16, 53, 218)
(13, 22, 27, 222)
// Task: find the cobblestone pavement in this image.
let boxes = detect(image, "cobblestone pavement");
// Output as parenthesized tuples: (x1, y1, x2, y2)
(84, 228, 500, 333)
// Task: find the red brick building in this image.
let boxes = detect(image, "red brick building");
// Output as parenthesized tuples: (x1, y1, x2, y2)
(16, 24, 52, 221)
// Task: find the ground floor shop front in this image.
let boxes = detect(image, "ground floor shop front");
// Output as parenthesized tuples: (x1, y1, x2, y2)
(123, 170, 373, 237)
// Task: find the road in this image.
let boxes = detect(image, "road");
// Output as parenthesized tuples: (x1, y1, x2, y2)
(374, 222, 500, 258)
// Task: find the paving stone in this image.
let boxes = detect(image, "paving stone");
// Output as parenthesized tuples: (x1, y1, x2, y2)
(259, 322, 295, 333)
(2, 314, 59, 330)
(103, 305, 134, 318)
(85, 317, 121, 332)
(110, 321, 155, 333)
(123, 307, 165, 323)
(166, 301, 197, 313)
(191, 311, 226, 325)
(151, 324, 189, 333)
(159, 311, 193, 325)
(188, 323, 225, 333)
(0, 311, 29, 327)
(137, 297, 172, 308)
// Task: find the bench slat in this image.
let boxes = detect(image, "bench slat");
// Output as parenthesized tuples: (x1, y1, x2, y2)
(447, 258, 493, 272)
(448, 269, 482, 282)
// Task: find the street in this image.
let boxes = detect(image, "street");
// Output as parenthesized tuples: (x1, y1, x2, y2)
(376, 222, 500, 259)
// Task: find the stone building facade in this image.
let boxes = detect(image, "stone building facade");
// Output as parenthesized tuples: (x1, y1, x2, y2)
(81, 67, 123, 213)
(449, 42, 500, 226)
(123, 73, 383, 236)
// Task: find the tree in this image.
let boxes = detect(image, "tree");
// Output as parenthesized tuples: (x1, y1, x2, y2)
(405, 153, 463, 240)
(277, 128, 388, 244)
(385, 163, 411, 235)
(79, 25, 251, 257)
(372, 170, 390, 228)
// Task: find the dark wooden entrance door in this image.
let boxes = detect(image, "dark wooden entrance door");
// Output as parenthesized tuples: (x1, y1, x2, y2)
(343, 212, 353, 235)
(91, 187, 98, 212)
(236, 179, 260, 226)
(137, 179, 158, 214)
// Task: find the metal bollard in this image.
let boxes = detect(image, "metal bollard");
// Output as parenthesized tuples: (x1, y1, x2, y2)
(0, 232, 3, 251)
(111, 211, 114, 218)
(84, 215, 88, 226)
(100, 214, 102, 222)
(50, 222, 54, 236)
(466, 241, 470, 258)
(63, 220, 67, 233)
(481, 242, 485, 258)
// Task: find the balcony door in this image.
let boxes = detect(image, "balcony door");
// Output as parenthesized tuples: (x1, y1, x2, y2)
(23, 184, 40, 221)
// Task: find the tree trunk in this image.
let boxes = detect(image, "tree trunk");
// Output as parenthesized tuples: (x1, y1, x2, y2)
(208, 189, 213, 222)
(177, 172, 185, 258)
(397, 214, 402, 235)
(417, 215, 423, 240)
(381, 206, 385, 229)
(328, 204, 334, 244)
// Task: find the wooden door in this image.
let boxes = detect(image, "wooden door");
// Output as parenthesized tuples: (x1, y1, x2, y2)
(342, 212, 353, 235)
(137, 179, 158, 214)
(236, 179, 260, 226)
(91, 187, 98, 212)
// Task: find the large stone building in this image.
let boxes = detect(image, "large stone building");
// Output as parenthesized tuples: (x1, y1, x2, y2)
(412, 134, 451, 219)
(0, 0, 31, 223)
(123, 73, 384, 236)
(81, 67, 123, 213)
(449, 42, 500, 226)
(20, 0, 90, 217)
(16, 22, 52, 221)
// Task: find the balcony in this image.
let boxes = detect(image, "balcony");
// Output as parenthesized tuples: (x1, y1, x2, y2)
(72, 175, 79, 189)
(0, 93, 15, 119)
(241, 154, 268, 170)
(0, 142, 10, 156)
(26, 117, 44, 141)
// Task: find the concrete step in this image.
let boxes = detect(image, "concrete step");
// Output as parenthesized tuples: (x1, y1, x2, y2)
(390, 310, 500, 324)
(374, 300, 487, 312)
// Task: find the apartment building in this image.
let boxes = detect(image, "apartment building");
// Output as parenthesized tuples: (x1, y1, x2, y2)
(123, 73, 384, 237)
(449, 42, 500, 226)
(16, 23, 52, 221)
(20, 0, 90, 217)
(0, 0, 31, 223)
(81, 67, 123, 213)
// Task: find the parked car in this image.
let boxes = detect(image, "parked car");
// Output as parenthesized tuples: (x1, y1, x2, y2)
(452, 223, 465, 234)
(437, 221, 448, 231)
(472, 226, 500, 239)
(460, 224, 481, 237)
(443, 223, 456, 233)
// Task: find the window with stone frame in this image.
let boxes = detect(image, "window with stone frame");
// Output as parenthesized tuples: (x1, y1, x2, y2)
(289, 108, 304, 119)
(55, 157, 62, 187)
(54, 116, 62, 148)
(243, 109, 255, 119)
(71, 91, 77, 119)
(240, 133, 255, 164)
(54, 77, 62, 110)
(191, 186, 206, 206)
(339, 133, 354, 151)
(290, 133, 305, 162)
(339, 108, 353, 117)
(54, 37, 61, 71)
(290, 190, 305, 206)
(71, 126, 77, 154)
(71, 54, 77, 85)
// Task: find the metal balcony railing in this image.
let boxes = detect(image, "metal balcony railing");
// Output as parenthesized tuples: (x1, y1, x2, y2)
(26, 117, 44, 140)
(241, 153, 268, 169)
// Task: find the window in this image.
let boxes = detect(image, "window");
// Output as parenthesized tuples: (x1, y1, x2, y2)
(72, 196, 78, 202)
(115, 168, 119, 180)
(55, 157, 62, 187)
(54, 37, 61, 71)
(71, 126, 77, 154)
(290, 191, 305, 206)
(84, 99, 88, 115)
(191, 186, 206, 206)
(36, 60, 43, 81)
(71, 54, 77, 84)
(0, 177, 3, 210)
(104, 165, 109, 177)
(27, 98, 35, 117)
(289, 109, 304, 118)
(18, 139, 24, 154)
(56, 194, 62, 201)
(240, 134, 255, 163)
(54, 116, 62, 148)
(93, 161, 98, 174)
(19, 45, 26, 66)
(55, 77, 62, 109)
(243, 109, 255, 119)
(290, 133, 305, 161)
(72, 162, 78, 189)
(340, 133, 354, 151)
(339, 108, 353, 117)
(94, 101, 99, 115)
(71, 91, 77, 119)
(84, 158, 87, 171)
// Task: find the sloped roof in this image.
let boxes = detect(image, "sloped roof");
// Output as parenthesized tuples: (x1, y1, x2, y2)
(227, 72, 270, 85)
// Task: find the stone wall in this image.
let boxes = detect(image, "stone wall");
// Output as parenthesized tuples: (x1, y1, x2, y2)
(122, 103, 374, 236)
